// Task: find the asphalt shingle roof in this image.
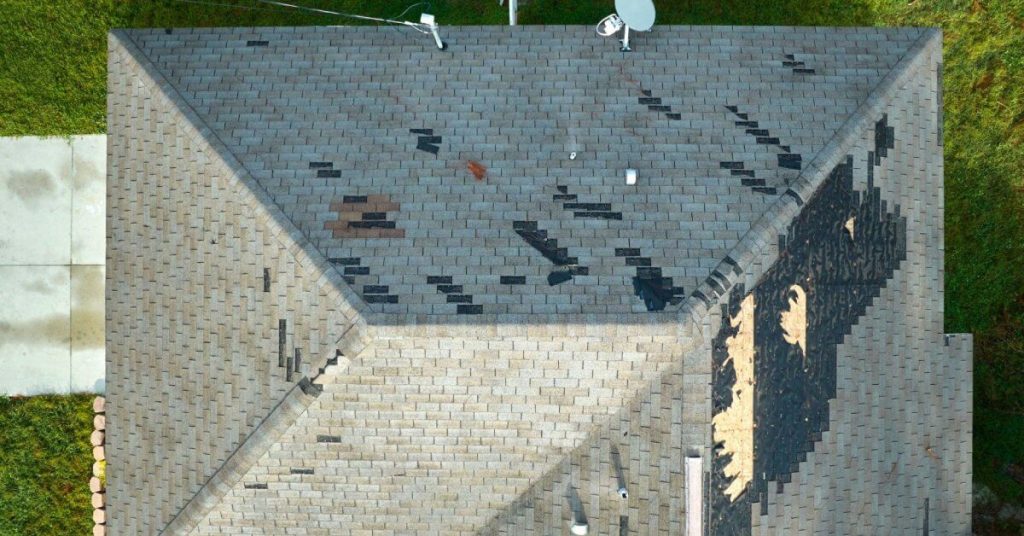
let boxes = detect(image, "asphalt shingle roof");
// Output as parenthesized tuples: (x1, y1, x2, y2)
(127, 24, 924, 317)
(105, 24, 970, 536)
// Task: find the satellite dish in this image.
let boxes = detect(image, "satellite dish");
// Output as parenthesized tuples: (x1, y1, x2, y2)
(596, 13, 624, 37)
(614, 0, 656, 32)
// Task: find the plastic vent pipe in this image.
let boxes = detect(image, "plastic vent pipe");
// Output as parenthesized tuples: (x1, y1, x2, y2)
(685, 456, 703, 536)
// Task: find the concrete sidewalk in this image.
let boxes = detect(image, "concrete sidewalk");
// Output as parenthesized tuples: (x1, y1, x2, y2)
(0, 135, 106, 395)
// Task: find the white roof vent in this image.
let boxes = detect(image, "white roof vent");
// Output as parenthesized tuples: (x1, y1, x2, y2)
(626, 169, 638, 185)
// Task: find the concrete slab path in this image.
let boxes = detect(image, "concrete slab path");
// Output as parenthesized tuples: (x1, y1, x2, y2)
(0, 135, 106, 395)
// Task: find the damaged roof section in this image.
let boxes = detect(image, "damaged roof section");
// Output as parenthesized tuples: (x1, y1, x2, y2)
(123, 25, 926, 317)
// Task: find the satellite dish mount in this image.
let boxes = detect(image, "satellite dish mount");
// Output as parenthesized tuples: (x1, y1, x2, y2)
(597, 0, 656, 52)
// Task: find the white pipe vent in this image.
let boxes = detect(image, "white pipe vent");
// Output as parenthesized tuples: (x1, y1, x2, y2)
(685, 456, 703, 536)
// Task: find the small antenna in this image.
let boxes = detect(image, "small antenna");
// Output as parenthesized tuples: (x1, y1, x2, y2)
(254, 0, 447, 50)
(597, 0, 656, 51)
(418, 13, 446, 50)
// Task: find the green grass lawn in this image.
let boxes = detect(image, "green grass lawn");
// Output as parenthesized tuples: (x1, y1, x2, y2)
(0, 395, 95, 536)
(1, 0, 1022, 522)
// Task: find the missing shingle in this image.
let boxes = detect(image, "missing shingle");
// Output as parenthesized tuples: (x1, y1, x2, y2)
(565, 202, 610, 210)
(286, 356, 294, 382)
(783, 188, 804, 206)
(574, 211, 622, 219)
(243, 483, 268, 489)
(349, 220, 397, 229)
(558, 189, 622, 220)
(777, 154, 802, 170)
(308, 162, 333, 169)
(782, 54, 815, 75)
(278, 319, 287, 368)
(514, 228, 574, 265)
(548, 271, 573, 286)
(245, 40, 269, 47)
(705, 275, 727, 298)
(457, 304, 483, 314)
(411, 129, 442, 155)
(316, 435, 341, 443)
(429, 276, 477, 309)
(923, 498, 929, 534)
(500, 276, 526, 285)
(263, 268, 270, 292)
(290, 468, 315, 475)
(326, 195, 404, 238)
(294, 348, 301, 373)
(415, 142, 439, 154)
(691, 289, 711, 308)
(632, 274, 682, 311)
(364, 295, 399, 304)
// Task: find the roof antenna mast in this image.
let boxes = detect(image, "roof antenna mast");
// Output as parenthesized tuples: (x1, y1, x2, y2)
(255, 0, 447, 50)
(596, 0, 656, 51)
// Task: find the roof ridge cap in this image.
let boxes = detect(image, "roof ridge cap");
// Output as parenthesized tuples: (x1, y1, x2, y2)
(109, 30, 374, 342)
(160, 379, 325, 535)
(673, 27, 941, 325)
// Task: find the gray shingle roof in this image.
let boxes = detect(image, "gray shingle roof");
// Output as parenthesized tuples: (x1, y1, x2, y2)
(106, 24, 970, 536)
(127, 24, 924, 317)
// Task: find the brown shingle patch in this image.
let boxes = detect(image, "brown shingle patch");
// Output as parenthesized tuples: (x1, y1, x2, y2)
(325, 195, 404, 238)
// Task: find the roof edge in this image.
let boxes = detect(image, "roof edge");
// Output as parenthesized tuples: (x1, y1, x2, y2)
(160, 378, 324, 535)
(674, 27, 942, 328)
(108, 30, 374, 346)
